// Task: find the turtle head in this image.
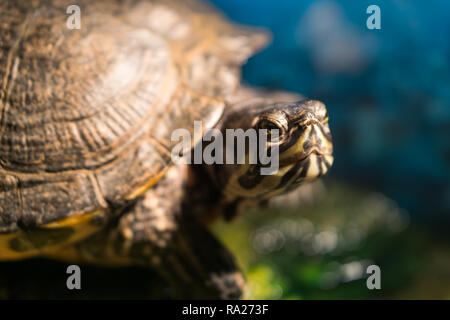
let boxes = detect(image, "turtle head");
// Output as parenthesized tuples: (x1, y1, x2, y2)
(214, 99, 333, 200)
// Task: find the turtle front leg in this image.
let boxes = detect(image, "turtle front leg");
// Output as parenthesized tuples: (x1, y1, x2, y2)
(115, 191, 244, 299)
(50, 166, 244, 299)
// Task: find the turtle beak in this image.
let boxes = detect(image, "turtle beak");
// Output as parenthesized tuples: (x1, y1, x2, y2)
(302, 152, 334, 181)
(279, 115, 333, 166)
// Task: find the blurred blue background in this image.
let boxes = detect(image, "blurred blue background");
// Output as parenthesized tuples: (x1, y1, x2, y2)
(211, 0, 450, 226)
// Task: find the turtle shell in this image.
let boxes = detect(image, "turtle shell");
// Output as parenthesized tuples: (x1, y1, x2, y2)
(0, 0, 268, 258)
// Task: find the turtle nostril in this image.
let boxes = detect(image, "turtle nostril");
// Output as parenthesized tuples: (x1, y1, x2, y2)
(301, 113, 319, 127)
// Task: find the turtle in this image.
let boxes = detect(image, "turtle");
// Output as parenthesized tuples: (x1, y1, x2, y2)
(0, 0, 333, 299)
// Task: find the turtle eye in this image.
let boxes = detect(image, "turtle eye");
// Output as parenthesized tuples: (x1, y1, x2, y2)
(258, 119, 280, 132)
(256, 118, 286, 142)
